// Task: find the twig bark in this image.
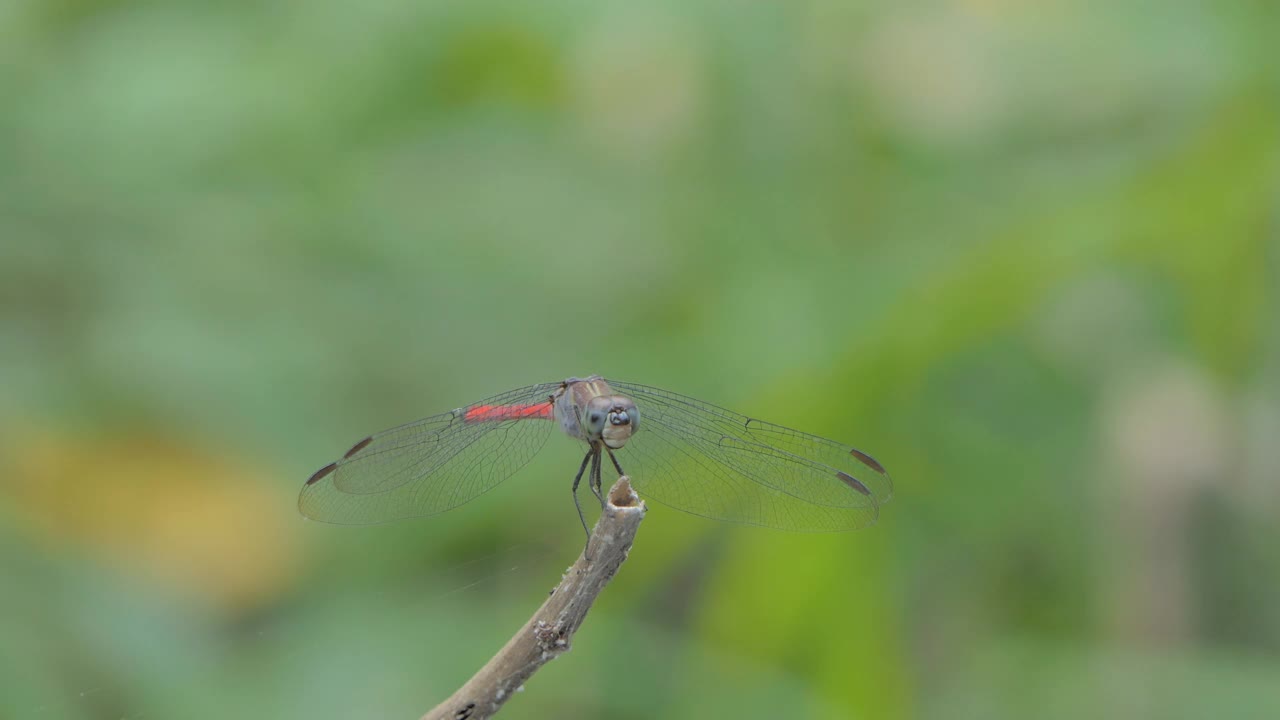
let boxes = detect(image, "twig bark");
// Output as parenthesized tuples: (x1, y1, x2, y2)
(421, 476, 646, 720)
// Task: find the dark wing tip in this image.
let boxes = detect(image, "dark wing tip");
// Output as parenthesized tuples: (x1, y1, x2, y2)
(343, 436, 374, 459)
(836, 471, 873, 496)
(849, 448, 887, 475)
(306, 462, 338, 486)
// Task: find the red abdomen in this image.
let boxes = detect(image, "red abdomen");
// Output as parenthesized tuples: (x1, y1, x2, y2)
(463, 403, 554, 423)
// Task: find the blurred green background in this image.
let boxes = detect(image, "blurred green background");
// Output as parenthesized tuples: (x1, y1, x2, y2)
(2, 0, 1278, 718)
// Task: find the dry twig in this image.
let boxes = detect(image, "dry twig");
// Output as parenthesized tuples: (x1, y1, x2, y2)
(421, 476, 646, 720)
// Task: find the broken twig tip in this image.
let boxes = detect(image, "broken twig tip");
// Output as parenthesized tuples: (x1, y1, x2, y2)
(607, 475, 641, 508)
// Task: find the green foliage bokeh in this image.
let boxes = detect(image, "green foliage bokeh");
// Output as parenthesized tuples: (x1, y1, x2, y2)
(2, 1, 1278, 718)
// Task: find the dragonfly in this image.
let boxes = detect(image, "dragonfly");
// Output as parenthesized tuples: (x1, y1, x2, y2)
(300, 376, 892, 536)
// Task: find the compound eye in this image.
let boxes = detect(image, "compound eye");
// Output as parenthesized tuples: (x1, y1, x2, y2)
(588, 411, 605, 431)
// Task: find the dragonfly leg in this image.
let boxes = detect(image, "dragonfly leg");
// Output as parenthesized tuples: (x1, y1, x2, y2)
(606, 448, 626, 477)
(585, 448, 605, 557)
(589, 448, 604, 507)
(570, 450, 593, 543)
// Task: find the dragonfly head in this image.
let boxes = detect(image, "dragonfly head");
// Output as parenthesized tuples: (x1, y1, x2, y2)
(585, 395, 640, 449)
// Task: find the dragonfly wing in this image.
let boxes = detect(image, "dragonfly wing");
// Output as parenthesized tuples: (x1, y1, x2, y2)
(608, 381, 892, 531)
(299, 383, 561, 525)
